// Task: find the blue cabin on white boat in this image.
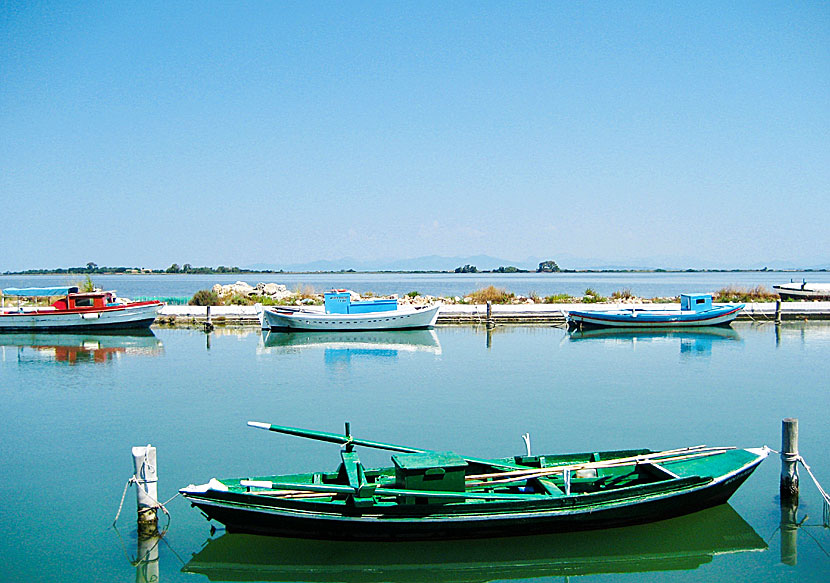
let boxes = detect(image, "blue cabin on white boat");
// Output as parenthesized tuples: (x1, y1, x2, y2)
(324, 291, 398, 315)
(680, 294, 713, 312)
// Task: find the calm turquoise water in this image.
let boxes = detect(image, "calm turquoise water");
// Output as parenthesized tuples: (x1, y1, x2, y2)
(2, 271, 829, 301)
(1, 322, 829, 582)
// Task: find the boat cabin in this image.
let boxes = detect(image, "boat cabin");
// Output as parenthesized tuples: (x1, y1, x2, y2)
(680, 294, 713, 312)
(324, 290, 398, 315)
(1, 286, 119, 311)
(51, 290, 119, 310)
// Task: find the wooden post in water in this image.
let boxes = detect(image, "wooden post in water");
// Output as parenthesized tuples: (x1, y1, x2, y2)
(132, 445, 159, 537)
(204, 305, 215, 332)
(486, 301, 494, 328)
(775, 300, 782, 325)
(780, 418, 799, 501)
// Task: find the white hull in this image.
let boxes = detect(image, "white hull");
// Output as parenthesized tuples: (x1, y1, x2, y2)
(0, 303, 163, 331)
(773, 283, 830, 300)
(259, 304, 440, 331)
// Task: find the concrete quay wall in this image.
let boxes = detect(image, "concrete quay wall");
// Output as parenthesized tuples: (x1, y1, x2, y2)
(155, 302, 830, 328)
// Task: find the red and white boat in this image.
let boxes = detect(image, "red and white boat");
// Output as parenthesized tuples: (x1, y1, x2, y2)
(0, 286, 163, 332)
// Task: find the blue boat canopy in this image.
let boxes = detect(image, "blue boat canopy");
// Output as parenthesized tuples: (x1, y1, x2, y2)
(2, 286, 79, 297)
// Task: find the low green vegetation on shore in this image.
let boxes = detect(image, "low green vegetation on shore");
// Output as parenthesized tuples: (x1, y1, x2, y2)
(185, 282, 785, 307)
(712, 285, 778, 302)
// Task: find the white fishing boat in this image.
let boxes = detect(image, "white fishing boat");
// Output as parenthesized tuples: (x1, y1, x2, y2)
(257, 290, 440, 331)
(0, 286, 163, 332)
(772, 280, 830, 301)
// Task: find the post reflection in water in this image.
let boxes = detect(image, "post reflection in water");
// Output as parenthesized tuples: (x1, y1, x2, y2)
(258, 329, 441, 369)
(135, 534, 161, 583)
(182, 504, 766, 582)
(567, 327, 742, 357)
(0, 329, 162, 364)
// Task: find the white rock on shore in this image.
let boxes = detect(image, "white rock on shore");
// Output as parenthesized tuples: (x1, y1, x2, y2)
(212, 281, 293, 301)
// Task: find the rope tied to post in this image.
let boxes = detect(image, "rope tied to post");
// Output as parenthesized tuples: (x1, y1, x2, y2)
(112, 473, 179, 530)
(771, 446, 830, 527)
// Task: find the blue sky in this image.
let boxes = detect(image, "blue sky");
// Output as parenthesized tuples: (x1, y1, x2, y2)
(2, 2, 828, 270)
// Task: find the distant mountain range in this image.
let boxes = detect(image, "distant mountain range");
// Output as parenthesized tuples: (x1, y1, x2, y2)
(245, 255, 830, 272)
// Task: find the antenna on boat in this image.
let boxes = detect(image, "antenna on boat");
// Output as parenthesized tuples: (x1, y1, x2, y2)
(522, 433, 531, 457)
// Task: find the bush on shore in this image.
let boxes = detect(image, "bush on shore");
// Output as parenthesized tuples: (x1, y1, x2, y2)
(468, 285, 515, 304)
(582, 288, 607, 303)
(189, 289, 220, 306)
(713, 285, 777, 302)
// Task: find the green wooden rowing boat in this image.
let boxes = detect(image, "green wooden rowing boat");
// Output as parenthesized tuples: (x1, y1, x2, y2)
(180, 422, 768, 540)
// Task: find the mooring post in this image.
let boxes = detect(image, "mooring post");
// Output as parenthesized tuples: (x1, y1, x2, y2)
(775, 300, 782, 325)
(132, 445, 159, 537)
(486, 301, 494, 328)
(204, 305, 215, 332)
(780, 418, 799, 501)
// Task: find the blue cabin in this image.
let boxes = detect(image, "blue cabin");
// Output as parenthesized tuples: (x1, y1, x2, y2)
(680, 294, 713, 312)
(324, 291, 398, 314)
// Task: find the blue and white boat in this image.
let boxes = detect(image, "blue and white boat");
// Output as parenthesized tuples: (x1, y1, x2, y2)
(566, 294, 743, 330)
(257, 291, 440, 331)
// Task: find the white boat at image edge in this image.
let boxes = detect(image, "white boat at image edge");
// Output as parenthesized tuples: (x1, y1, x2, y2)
(0, 286, 163, 332)
(256, 290, 440, 331)
(567, 294, 743, 330)
(772, 280, 830, 301)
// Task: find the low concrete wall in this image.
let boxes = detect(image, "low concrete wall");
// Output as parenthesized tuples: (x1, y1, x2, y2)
(154, 302, 830, 328)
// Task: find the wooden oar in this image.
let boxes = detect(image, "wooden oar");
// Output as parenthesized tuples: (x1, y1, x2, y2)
(247, 421, 525, 471)
(465, 446, 734, 482)
(240, 479, 547, 502)
(467, 449, 733, 488)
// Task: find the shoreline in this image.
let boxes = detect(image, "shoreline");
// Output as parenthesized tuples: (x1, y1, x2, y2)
(154, 301, 830, 328)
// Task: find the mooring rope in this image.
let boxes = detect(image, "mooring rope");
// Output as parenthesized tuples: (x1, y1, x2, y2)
(769, 448, 830, 526)
(113, 476, 137, 525)
(796, 455, 830, 508)
(112, 475, 178, 532)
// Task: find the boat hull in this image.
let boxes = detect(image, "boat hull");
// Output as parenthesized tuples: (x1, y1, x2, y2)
(182, 448, 766, 541)
(260, 304, 440, 331)
(0, 302, 163, 332)
(183, 504, 767, 581)
(773, 284, 830, 301)
(567, 305, 743, 329)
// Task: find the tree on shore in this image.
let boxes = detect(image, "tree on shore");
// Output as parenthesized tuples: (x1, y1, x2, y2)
(537, 260, 560, 273)
(454, 264, 478, 273)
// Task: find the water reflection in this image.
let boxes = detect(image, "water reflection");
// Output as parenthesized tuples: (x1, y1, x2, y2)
(183, 504, 765, 582)
(258, 329, 442, 365)
(0, 329, 162, 364)
(568, 327, 741, 357)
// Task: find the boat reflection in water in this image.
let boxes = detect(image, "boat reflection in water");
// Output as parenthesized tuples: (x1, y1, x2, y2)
(568, 326, 741, 357)
(258, 329, 441, 366)
(183, 504, 766, 582)
(0, 329, 162, 365)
